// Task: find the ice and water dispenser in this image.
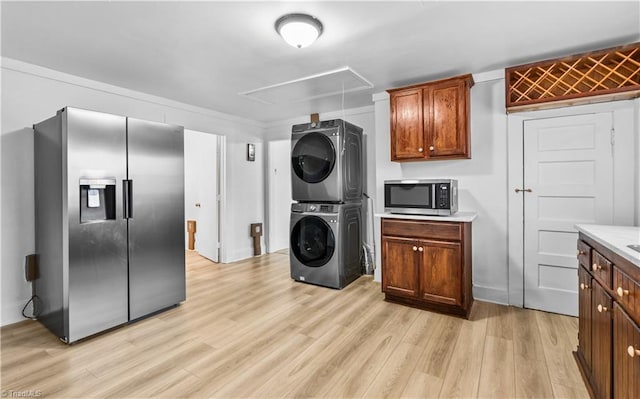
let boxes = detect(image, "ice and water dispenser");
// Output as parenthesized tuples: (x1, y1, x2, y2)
(79, 178, 116, 223)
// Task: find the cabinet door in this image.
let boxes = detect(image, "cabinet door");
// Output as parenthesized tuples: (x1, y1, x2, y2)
(382, 236, 419, 298)
(592, 280, 612, 399)
(424, 79, 469, 158)
(614, 303, 640, 399)
(390, 89, 424, 160)
(578, 266, 593, 373)
(419, 240, 462, 305)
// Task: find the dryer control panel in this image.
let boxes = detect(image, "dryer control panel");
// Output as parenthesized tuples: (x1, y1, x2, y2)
(291, 203, 339, 214)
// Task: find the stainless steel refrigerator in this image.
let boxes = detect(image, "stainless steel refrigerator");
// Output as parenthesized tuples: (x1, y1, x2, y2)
(34, 107, 185, 343)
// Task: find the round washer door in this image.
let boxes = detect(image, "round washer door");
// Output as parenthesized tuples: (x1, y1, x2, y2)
(290, 215, 335, 267)
(291, 132, 336, 183)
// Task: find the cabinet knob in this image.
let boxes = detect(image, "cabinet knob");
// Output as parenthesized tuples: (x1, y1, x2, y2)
(418, 147, 423, 152)
(617, 287, 630, 297)
(576, 250, 586, 256)
(580, 283, 590, 290)
(412, 246, 418, 251)
(195, 203, 201, 208)
(628, 346, 640, 358)
(418, 247, 424, 252)
(592, 263, 601, 271)
(429, 146, 435, 151)
(597, 304, 608, 313)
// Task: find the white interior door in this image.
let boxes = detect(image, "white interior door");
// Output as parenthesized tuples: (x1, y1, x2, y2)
(267, 139, 292, 253)
(523, 112, 613, 316)
(184, 130, 219, 262)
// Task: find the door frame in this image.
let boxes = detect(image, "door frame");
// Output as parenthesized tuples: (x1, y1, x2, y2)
(184, 129, 226, 263)
(507, 100, 635, 307)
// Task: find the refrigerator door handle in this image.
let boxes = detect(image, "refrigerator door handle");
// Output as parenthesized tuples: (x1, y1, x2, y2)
(123, 180, 133, 219)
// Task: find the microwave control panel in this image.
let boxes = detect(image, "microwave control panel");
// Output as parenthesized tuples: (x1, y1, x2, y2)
(437, 184, 450, 209)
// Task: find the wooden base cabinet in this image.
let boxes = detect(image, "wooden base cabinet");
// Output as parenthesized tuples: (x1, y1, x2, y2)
(576, 232, 640, 399)
(592, 281, 613, 399)
(578, 266, 593, 374)
(614, 303, 640, 399)
(381, 218, 472, 318)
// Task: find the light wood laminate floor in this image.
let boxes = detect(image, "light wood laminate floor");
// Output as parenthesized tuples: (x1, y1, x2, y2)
(1, 251, 588, 398)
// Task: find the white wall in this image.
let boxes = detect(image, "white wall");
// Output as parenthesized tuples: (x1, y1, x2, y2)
(265, 139, 292, 253)
(373, 74, 510, 304)
(1, 58, 265, 326)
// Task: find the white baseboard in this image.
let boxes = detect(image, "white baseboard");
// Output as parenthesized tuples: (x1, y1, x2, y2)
(2, 300, 29, 327)
(472, 285, 509, 305)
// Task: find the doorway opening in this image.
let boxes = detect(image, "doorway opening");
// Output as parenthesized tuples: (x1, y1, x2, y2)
(184, 129, 225, 263)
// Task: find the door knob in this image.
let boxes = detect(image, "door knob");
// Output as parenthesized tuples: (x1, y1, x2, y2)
(628, 346, 640, 358)
(514, 188, 533, 193)
(597, 304, 608, 313)
(617, 287, 630, 297)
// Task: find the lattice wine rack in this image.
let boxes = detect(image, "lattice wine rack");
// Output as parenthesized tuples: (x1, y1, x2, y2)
(506, 42, 640, 112)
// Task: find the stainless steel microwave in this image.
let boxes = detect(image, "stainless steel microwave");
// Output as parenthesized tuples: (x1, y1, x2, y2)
(384, 179, 458, 216)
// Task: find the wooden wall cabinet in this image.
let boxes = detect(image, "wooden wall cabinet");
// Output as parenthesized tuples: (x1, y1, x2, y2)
(576, 233, 640, 399)
(381, 218, 472, 318)
(388, 74, 474, 162)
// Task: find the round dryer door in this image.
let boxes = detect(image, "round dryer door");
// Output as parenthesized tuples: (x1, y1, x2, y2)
(291, 132, 335, 183)
(290, 216, 335, 267)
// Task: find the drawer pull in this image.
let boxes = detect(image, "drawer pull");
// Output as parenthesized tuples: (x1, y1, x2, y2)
(617, 287, 630, 297)
(597, 304, 608, 313)
(418, 247, 424, 252)
(592, 263, 602, 271)
(629, 346, 640, 358)
(580, 283, 590, 290)
(412, 246, 418, 251)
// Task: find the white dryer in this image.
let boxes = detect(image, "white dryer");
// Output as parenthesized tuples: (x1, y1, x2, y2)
(289, 202, 362, 289)
(291, 119, 363, 203)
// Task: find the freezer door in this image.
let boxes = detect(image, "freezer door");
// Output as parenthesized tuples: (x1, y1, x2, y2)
(66, 108, 129, 342)
(127, 118, 185, 320)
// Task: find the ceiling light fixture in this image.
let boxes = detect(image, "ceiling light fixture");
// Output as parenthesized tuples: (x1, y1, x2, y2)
(275, 13, 323, 49)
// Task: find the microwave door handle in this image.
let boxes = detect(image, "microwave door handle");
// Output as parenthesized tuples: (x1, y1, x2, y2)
(432, 186, 436, 209)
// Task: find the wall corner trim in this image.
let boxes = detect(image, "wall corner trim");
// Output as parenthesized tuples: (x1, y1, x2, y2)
(372, 91, 390, 102)
(472, 69, 504, 83)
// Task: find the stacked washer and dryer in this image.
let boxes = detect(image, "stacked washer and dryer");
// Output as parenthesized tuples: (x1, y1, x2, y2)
(289, 119, 363, 289)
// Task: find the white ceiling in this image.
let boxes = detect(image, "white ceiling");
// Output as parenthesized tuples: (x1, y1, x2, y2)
(2, 1, 639, 123)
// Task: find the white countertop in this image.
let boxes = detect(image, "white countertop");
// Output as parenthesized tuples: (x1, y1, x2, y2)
(575, 224, 640, 269)
(375, 211, 477, 223)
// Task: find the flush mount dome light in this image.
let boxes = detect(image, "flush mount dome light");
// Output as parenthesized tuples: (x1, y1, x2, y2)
(275, 13, 323, 49)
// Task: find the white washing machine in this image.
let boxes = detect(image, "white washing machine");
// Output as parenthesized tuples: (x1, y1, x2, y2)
(291, 119, 363, 203)
(289, 202, 362, 289)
